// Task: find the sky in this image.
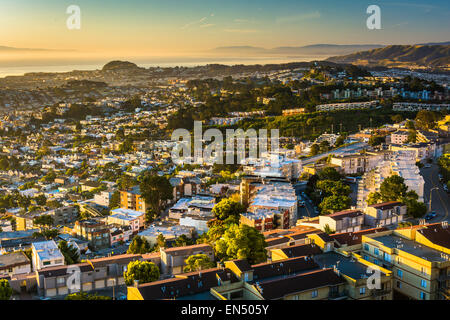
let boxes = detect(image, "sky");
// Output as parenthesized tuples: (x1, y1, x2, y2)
(0, 0, 449, 58)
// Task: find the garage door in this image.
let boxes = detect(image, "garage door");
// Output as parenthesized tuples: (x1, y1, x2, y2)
(58, 287, 68, 296)
(107, 279, 115, 287)
(95, 280, 105, 289)
(46, 288, 57, 297)
(82, 283, 93, 291)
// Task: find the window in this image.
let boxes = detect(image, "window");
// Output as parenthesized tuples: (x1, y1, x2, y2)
(374, 248, 380, 256)
(397, 269, 403, 278)
(421, 280, 427, 288)
(384, 253, 391, 263)
(363, 255, 369, 261)
(397, 281, 402, 289)
(359, 287, 366, 295)
(373, 259, 378, 265)
(57, 277, 65, 284)
(421, 267, 427, 275)
(420, 292, 426, 300)
(311, 290, 318, 298)
(364, 244, 369, 251)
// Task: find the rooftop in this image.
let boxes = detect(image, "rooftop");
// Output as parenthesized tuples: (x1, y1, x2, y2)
(372, 235, 449, 262)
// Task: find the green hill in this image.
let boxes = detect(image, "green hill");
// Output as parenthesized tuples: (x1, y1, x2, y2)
(326, 44, 450, 69)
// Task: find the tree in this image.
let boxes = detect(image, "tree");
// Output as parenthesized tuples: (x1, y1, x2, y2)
(127, 236, 151, 254)
(323, 224, 335, 235)
(215, 224, 267, 264)
(0, 279, 12, 300)
(174, 234, 194, 247)
(404, 198, 427, 218)
(35, 194, 47, 206)
(319, 195, 352, 214)
(368, 135, 385, 147)
(367, 175, 426, 218)
(335, 136, 345, 147)
(318, 167, 341, 181)
(309, 144, 320, 156)
(316, 180, 351, 197)
(33, 215, 54, 228)
(65, 292, 111, 300)
(212, 198, 245, 222)
(153, 234, 166, 252)
(58, 240, 80, 265)
(145, 208, 158, 224)
(184, 254, 215, 272)
(109, 190, 120, 209)
(139, 174, 173, 213)
(415, 110, 437, 130)
(123, 260, 160, 286)
(379, 175, 408, 202)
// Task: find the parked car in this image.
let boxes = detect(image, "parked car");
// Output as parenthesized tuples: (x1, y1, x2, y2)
(425, 214, 433, 221)
(424, 164, 431, 168)
(430, 211, 437, 218)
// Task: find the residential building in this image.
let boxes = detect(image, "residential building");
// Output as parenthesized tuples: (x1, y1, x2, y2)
(31, 240, 65, 271)
(160, 244, 214, 275)
(364, 201, 407, 228)
(73, 219, 111, 251)
(361, 223, 450, 300)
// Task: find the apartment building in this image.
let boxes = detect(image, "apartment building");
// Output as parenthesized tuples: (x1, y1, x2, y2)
(330, 151, 388, 175)
(390, 130, 410, 145)
(120, 186, 148, 213)
(298, 209, 365, 234)
(36, 253, 161, 298)
(0, 251, 31, 278)
(361, 223, 450, 300)
(73, 219, 111, 251)
(14, 205, 79, 231)
(160, 243, 214, 275)
(364, 201, 407, 228)
(108, 208, 145, 233)
(240, 209, 290, 232)
(316, 100, 378, 112)
(31, 240, 65, 271)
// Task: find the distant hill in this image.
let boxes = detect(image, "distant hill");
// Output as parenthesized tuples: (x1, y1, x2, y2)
(326, 44, 450, 69)
(102, 61, 141, 71)
(211, 44, 385, 56)
(0, 45, 55, 52)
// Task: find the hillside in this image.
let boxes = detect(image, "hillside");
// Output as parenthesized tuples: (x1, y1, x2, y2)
(102, 60, 141, 71)
(326, 44, 450, 69)
(211, 44, 384, 56)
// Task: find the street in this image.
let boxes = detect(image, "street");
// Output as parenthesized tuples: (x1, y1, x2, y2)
(420, 163, 449, 223)
(301, 142, 368, 165)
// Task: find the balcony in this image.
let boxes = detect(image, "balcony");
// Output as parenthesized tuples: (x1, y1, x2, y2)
(328, 291, 347, 300)
(371, 288, 391, 297)
(438, 274, 450, 282)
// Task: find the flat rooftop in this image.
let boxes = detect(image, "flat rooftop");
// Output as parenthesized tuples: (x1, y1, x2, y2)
(314, 252, 384, 280)
(373, 235, 448, 263)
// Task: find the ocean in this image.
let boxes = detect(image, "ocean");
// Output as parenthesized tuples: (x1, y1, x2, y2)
(0, 55, 330, 78)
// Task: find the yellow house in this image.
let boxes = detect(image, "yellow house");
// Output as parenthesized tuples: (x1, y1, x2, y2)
(360, 222, 450, 300)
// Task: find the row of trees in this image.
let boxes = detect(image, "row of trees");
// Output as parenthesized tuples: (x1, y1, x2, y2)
(367, 175, 427, 218)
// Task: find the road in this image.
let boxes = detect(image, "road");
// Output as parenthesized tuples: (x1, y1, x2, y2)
(301, 142, 368, 165)
(293, 183, 319, 219)
(420, 163, 449, 223)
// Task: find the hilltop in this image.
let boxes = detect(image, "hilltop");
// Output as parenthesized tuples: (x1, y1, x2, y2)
(102, 60, 142, 71)
(326, 44, 450, 69)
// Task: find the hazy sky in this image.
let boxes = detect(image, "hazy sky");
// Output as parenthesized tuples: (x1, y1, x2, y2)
(1, 0, 449, 56)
